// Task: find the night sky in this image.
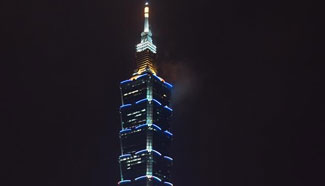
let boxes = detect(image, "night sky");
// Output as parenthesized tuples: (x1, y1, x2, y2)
(2, 0, 324, 186)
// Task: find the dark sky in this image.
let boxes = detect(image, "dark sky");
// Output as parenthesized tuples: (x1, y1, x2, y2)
(2, 0, 324, 186)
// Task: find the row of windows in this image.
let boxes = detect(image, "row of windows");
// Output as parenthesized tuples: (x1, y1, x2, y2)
(127, 109, 146, 117)
(123, 89, 139, 96)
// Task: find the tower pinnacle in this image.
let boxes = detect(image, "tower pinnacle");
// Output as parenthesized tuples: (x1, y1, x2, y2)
(133, 1, 158, 76)
(144, 2, 150, 33)
(136, 2, 157, 54)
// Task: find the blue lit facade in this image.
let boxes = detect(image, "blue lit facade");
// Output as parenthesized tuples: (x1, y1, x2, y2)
(118, 2, 173, 186)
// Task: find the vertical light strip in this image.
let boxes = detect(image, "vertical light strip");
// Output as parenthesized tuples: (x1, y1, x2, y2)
(146, 78, 153, 177)
(144, 6, 149, 33)
(146, 82, 153, 126)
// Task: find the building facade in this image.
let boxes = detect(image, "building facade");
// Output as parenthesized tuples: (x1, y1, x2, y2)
(118, 2, 174, 186)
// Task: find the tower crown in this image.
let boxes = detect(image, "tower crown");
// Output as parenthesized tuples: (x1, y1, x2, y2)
(136, 2, 157, 54)
(134, 2, 157, 76)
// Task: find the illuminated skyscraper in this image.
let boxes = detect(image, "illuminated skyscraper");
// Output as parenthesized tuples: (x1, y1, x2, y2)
(118, 2, 174, 186)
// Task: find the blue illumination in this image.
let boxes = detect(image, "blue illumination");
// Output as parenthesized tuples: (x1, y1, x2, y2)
(120, 80, 132, 84)
(152, 124, 162, 131)
(134, 123, 162, 131)
(135, 73, 148, 80)
(119, 154, 131, 158)
(152, 74, 161, 81)
(119, 180, 131, 184)
(164, 82, 173, 88)
(134, 175, 162, 182)
(152, 150, 162, 156)
(152, 176, 162, 182)
(120, 128, 131, 133)
(163, 156, 173, 161)
(164, 130, 173, 136)
(135, 175, 147, 181)
(120, 104, 131, 109)
(136, 98, 147, 104)
(152, 99, 162, 105)
(135, 149, 148, 155)
(164, 105, 173, 112)
(135, 123, 148, 129)
(164, 182, 173, 186)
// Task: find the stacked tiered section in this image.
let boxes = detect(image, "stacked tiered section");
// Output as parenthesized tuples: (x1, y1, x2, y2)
(119, 73, 173, 186)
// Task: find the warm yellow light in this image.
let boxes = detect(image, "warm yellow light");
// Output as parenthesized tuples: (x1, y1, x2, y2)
(130, 66, 157, 80)
(130, 76, 138, 80)
(144, 7, 149, 18)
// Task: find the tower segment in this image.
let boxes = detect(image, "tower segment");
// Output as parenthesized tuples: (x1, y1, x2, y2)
(135, 2, 157, 75)
(118, 2, 174, 186)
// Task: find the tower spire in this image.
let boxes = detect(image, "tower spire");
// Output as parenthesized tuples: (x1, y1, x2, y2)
(144, 2, 150, 33)
(133, 1, 157, 76)
(136, 1, 157, 54)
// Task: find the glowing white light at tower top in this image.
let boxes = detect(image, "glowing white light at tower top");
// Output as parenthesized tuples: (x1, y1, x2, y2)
(144, 6, 149, 32)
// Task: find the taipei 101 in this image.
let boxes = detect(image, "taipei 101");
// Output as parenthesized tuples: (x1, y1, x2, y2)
(4, 1, 321, 186)
(118, 2, 174, 186)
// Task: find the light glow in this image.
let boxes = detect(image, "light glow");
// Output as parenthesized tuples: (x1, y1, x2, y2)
(136, 41, 157, 53)
(136, 98, 147, 104)
(164, 82, 173, 88)
(152, 124, 162, 131)
(120, 80, 131, 84)
(164, 182, 173, 186)
(119, 180, 131, 184)
(130, 73, 148, 80)
(164, 105, 173, 112)
(135, 149, 148, 155)
(152, 99, 162, 105)
(136, 123, 148, 129)
(119, 154, 131, 158)
(152, 74, 165, 82)
(164, 156, 173, 161)
(134, 175, 162, 182)
(164, 130, 173, 136)
(144, 7, 149, 17)
(152, 176, 162, 182)
(135, 73, 148, 80)
(120, 104, 132, 109)
(152, 150, 162, 156)
(135, 175, 147, 181)
(120, 128, 131, 133)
